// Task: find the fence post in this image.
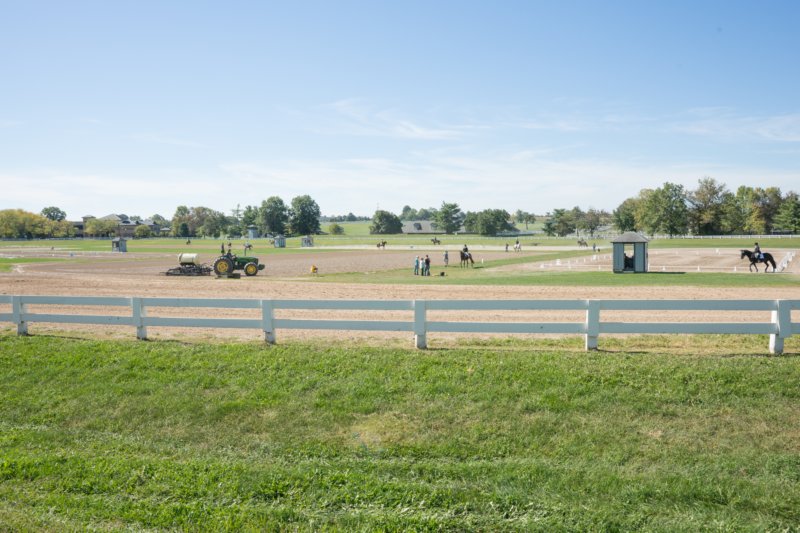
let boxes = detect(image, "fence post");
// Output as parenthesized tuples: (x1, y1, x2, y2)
(585, 300, 600, 351)
(261, 300, 276, 344)
(414, 300, 427, 349)
(12, 296, 27, 336)
(132, 297, 147, 340)
(770, 300, 790, 355)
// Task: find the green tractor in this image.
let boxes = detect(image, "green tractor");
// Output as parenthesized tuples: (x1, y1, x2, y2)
(213, 253, 266, 277)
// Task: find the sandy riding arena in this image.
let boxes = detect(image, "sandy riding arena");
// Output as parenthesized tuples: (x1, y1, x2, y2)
(1, 245, 798, 344)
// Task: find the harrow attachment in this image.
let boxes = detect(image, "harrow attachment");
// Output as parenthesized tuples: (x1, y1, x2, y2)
(165, 253, 213, 276)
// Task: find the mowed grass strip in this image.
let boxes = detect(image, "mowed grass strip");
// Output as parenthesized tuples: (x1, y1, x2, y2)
(0, 257, 66, 272)
(318, 265, 800, 287)
(1, 334, 799, 530)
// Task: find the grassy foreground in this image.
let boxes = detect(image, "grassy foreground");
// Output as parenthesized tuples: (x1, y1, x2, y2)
(1, 335, 799, 530)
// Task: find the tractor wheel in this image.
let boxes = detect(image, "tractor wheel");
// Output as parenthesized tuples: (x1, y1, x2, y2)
(213, 257, 234, 276)
(244, 262, 259, 276)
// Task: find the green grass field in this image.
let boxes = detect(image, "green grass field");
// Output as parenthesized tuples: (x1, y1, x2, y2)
(1, 334, 799, 530)
(2, 230, 799, 253)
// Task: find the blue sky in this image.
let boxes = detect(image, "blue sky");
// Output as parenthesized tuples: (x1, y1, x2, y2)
(2, 1, 799, 220)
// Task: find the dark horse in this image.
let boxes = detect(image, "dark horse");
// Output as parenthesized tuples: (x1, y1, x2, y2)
(460, 250, 474, 268)
(740, 249, 777, 272)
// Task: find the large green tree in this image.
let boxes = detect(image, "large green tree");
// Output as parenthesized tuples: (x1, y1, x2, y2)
(638, 183, 688, 236)
(84, 218, 118, 237)
(369, 210, 403, 234)
(289, 195, 321, 235)
(612, 198, 639, 232)
(463, 209, 513, 236)
(171, 206, 227, 237)
(259, 197, 289, 235)
(0, 209, 74, 238)
(41, 206, 67, 222)
(581, 208, 603, 237)
(773, 192, 800, 233)
(688, 177, 728, 235)
(434, 202, 463, 234)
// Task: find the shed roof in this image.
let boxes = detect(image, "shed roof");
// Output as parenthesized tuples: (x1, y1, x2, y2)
(610, 232, 650, 243)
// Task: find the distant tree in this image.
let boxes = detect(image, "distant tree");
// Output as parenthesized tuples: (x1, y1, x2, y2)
(550, 208, 577, 237)
(47, 219, 75, 238)
(0, 209, 66, 238)
(613, 198, 639, 232)
(541, 217, 556, 237)
(328, 222, 345, 235)
(41, 206, 67, 222)
(134, 225, 153, 238)
(434, 202, 463, 234)
(150, 214, 168, 226)
(773, 192, 800, 233)
(241, 205, 258, 225)
(644, 182, 688, 236)
(259, 197, 289, 235)
(171, 206, 192, 235)
(85, 218, 118, 237)
(197, 209, 228, 238)
(289, 195, 321, 235)
(514, 209, 534, 229)
(370, 210, 403, 234)
(177, 222, 190, 238)
(400, 205, 417, 220)
(570, 206, 586, 235)
(463, 209, 513, 236)
(582, 208, 602, 237)
(719, 191, 747, 234)
(687, 177, 727, 235)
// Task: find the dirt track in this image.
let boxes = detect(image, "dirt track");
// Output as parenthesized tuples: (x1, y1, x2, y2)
(1, 246, 798, 344)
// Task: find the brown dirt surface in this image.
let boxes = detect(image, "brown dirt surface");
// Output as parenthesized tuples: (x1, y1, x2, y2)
(2, 246, 798, 345)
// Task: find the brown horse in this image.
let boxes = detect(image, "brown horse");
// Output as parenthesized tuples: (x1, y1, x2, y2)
(460, 250, 474, 267)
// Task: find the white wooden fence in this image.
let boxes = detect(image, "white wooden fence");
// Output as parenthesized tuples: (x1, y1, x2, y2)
(1, 295, 798, 354)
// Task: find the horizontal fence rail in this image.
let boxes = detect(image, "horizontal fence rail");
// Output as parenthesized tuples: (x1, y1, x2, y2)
(1, 295, 798, 353)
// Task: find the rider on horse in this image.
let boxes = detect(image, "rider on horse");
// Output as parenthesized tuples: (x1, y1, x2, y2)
(754, 242, 763, 260)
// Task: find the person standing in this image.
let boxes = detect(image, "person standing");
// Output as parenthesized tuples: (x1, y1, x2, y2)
(424, 255, 431, 276)
(414, 256, 420, 275)
(443, 250, 449, 267)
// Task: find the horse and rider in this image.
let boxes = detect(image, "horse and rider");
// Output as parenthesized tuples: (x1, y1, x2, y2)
(460, 244, 474, 267)
(741, 242, 777, 272)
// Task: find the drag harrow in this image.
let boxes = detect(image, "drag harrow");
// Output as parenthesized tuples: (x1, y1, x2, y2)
(165, 253, 213, 276)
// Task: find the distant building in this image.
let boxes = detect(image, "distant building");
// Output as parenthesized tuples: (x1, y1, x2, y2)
(401, 220, 468, 235)
(402, 221, 442, 234)
(82, 214, 162, 238)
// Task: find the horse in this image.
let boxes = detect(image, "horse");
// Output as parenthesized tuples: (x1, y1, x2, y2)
(376, 240, 387, 249)
(577, 238, 588, 248)
(740, 249, 777, 272)
(431, 237, 441, 245)
(460, 250, 474, 268)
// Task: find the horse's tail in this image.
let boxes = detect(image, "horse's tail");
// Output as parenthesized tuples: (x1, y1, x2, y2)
(768, 256, 777, 271)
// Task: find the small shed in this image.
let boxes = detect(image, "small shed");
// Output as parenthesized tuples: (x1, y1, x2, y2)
(301, 235, 314, 247)
(111, 237, 128, 253)
(611, 232, 649, 273)
(246, 225, 258, 239)
(273, 235, 286, 248)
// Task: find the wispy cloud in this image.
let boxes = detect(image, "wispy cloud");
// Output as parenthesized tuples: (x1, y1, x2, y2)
(672, 108, 800, 142)
(0, 119, 23, 128)
(304, 98, 473, 140)
(132, 133, 204, 148)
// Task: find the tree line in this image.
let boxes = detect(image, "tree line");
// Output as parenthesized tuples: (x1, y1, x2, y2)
(612, 178, 800, 236)
(172, 195, 321, 238)
(2, 178, 799, 239)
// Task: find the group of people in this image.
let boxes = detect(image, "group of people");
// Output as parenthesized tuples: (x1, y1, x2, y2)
(413, 255, 432, 276)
